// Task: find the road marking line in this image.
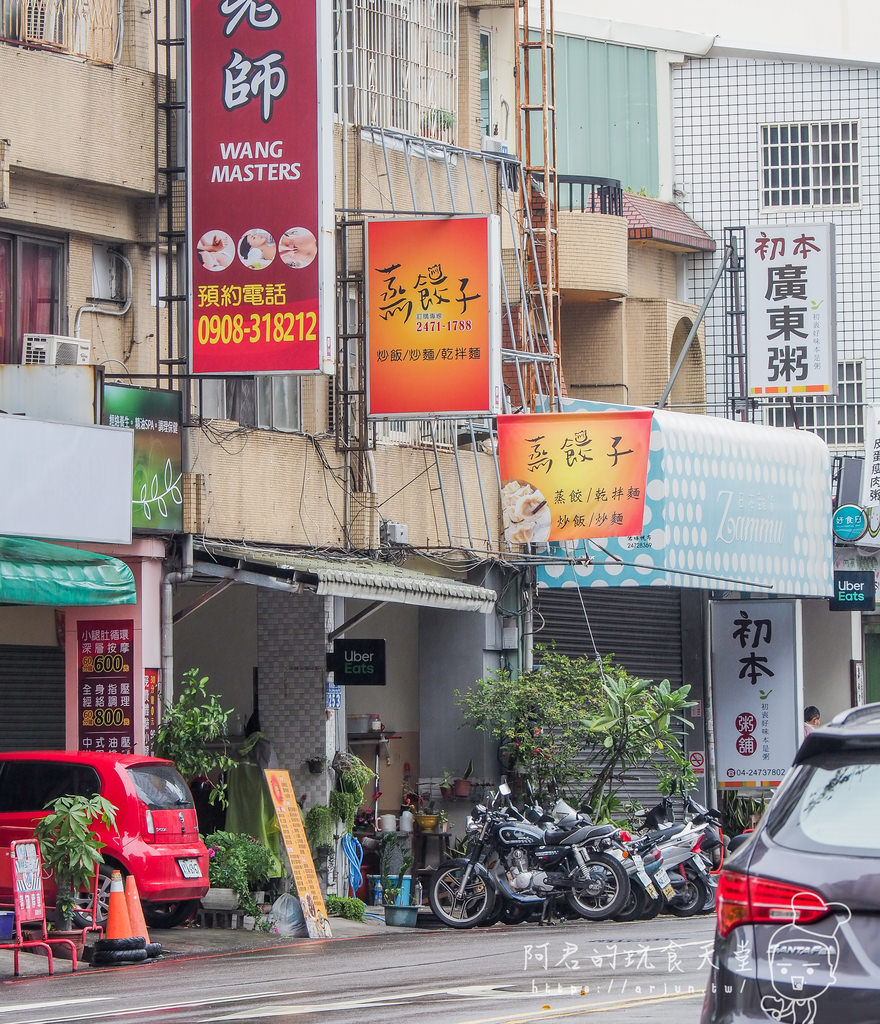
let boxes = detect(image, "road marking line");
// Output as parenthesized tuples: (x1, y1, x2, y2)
(0, 1000, 113, 1014)
(450, 989, 703, 1024)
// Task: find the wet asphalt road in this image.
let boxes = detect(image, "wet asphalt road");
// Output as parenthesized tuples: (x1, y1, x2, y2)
(0, 911, 715, 1024)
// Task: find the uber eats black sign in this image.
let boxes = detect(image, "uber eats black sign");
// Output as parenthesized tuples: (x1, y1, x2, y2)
(327, 639, 386, 685)
(830, 570, 876, 611)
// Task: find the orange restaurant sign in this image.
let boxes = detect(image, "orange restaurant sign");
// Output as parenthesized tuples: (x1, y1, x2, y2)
(497, 411, 653, 543)
(366, 216, 501, 417)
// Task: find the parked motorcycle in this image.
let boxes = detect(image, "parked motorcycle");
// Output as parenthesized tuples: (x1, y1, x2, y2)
(544, 786, 674, 922)
(637, 792, 724, 916)
(428, 781, 630, 928)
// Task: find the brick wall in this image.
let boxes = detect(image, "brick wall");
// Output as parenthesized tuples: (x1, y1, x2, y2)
(558, 213, 628, 295)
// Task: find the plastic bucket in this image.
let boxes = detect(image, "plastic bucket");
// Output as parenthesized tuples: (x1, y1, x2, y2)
(379, 814, 397, 832)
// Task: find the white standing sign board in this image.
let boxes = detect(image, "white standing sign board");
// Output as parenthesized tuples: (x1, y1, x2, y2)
(711, 600, 801, 790)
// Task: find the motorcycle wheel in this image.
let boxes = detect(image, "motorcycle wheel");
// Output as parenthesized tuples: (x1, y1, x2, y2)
(566, 852, 629, 921)
(638, 888, 665, 920)
(428, 859, 495, 929)
(501, 902, 534, 925)
(612, 882, 641, 922)
(666, 873, 709, 918)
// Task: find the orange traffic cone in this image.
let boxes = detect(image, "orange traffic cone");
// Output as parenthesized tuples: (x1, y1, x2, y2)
(104, 870, 133, 941)
(124, 875, 150, 944)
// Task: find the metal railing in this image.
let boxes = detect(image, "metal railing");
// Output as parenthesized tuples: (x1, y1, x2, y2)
(556, 174, 624, 216)
(0, 0, 118, 62)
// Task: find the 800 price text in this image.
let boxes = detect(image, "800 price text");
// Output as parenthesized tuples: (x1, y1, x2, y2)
(197, 312, 317, 346)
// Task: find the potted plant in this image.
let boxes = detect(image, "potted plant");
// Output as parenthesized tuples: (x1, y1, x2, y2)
(438, 770, 454, 800)
(202, 830, 275, 918)
(33, 793, 118, 929)
(153, 667, 236, 807)
(304, 804, 335, 861)
(437, 809, 451, 834)
(379, 833, 417, 927)
(306, 754, 327, 775)
(454, 759, 474, 799)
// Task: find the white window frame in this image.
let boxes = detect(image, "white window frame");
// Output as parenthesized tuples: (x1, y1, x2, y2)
(760, 121, 860, 209)
(199, 377, 302, 433)
(764, 359, 864, 449)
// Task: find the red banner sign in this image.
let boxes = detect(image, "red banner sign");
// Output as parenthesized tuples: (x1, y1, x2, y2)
(188, 0, 330, 374)
(497, 411, 653, 543)
(77, 620, 136, 753)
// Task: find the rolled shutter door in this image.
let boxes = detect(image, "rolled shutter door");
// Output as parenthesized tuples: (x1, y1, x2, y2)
(0, 644, 65, 750)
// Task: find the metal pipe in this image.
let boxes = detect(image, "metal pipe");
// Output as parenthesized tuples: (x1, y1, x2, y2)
(658, 244, 734, 409)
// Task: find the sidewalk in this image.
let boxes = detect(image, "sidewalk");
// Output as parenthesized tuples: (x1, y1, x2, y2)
(0, 908, 437, 979)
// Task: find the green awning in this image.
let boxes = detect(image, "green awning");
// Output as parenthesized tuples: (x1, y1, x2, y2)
(0, 537, 137, 606)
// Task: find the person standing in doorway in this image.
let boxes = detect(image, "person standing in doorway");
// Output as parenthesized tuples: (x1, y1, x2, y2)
(804, 706, 821, 737)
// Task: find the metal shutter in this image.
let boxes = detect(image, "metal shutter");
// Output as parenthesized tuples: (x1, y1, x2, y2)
(535, 587, 683, 685)
(535, 588, 685, 812)
(0, 645, 66, 750)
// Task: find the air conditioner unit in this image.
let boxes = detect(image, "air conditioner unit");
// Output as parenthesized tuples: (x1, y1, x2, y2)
(21, 335, 91, 366)
(481, 136, 510, 155)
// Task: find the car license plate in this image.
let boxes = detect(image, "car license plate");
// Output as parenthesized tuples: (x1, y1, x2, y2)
(177, 857, 202, 879)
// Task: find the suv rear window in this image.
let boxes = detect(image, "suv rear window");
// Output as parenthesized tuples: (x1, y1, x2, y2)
(127, 765, 194, 810)
(0, 761, 101, 813)
(766, 753, 880, 855)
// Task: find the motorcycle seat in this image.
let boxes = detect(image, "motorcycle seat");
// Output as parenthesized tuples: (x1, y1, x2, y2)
(557, 822, 617, 845)
(648, 824, 685, 841)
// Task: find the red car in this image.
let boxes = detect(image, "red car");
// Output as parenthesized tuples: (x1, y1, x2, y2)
(0, 750, 208, 928)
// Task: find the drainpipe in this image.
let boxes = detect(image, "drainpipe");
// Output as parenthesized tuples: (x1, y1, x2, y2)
(161, 531, 193, 706)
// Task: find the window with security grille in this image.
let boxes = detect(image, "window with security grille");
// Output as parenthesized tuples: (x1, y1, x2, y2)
(335, 0, 458, 143)
(764, 360, 863, 448)
(760, 121, 859, 208)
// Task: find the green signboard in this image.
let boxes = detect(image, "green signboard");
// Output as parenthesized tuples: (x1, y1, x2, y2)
(103, 384, 183, 532)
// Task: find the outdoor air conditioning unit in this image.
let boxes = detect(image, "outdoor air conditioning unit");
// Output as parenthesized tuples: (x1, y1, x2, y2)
(21, 335, 91, 366)
(481, 136, 510, 155)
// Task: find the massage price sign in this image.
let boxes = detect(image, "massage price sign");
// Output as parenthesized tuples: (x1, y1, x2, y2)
(77, 620, 136, 754)
(497, 411, 653, 544)
(187, 0, 333, 374)
(366, 216, 502, 417)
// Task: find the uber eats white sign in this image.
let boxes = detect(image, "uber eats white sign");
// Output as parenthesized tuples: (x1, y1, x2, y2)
(328, 639, 386, 685)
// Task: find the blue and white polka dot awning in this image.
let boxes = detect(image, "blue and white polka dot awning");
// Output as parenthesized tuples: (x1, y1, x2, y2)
(536, 399, 833, 597)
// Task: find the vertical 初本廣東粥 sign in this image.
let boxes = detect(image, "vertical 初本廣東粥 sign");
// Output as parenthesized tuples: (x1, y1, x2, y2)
(745, 223, 836, 396)
(187, 0, 333, 375)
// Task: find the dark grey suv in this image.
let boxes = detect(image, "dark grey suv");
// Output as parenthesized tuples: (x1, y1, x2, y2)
(701, 703, 880, 1024)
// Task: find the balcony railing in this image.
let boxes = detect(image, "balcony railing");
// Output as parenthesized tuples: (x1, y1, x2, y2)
(0, 0, 118, 63)
(556, 174, 624, 216)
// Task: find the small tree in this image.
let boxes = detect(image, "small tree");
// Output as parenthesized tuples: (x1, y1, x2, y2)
(457, 645, 696, 817)
(153, 667, 235, 806)
(34, 793, 118, 925)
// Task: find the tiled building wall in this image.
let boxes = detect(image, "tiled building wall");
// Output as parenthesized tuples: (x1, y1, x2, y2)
(256, 588, 333, 809)
(674, 57, 880, 424)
